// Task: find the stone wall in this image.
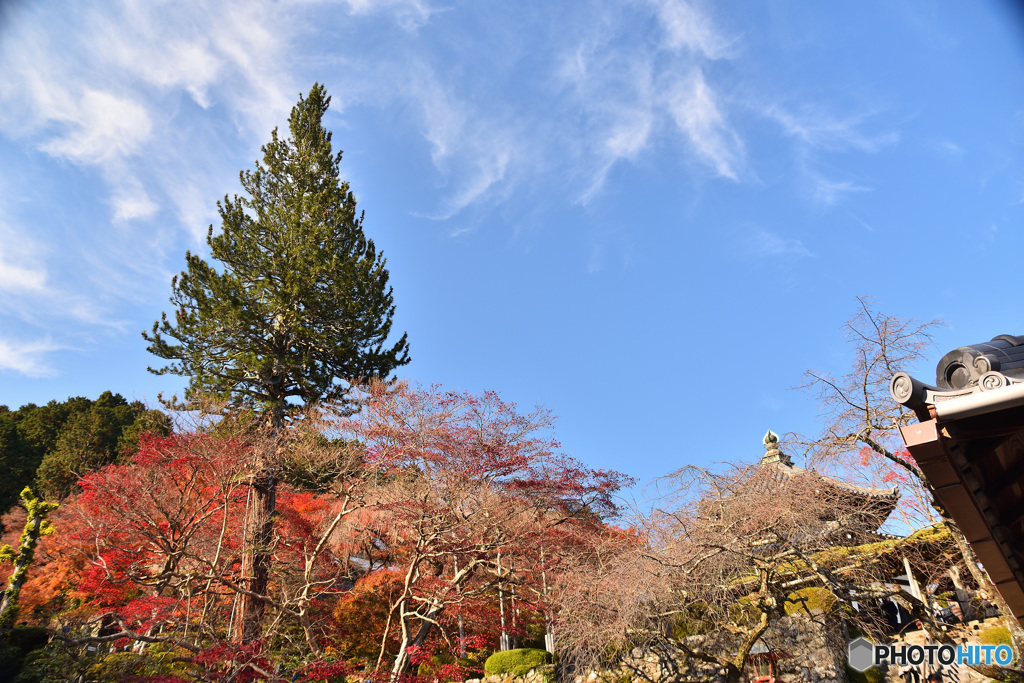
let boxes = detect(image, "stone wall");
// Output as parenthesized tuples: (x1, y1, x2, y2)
(467, 613, 849, 683)
(763, 613, 848, 683)
(606, 613, 848, 682)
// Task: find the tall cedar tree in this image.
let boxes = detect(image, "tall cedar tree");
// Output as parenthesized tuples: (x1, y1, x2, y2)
(143, 84, 410, 643)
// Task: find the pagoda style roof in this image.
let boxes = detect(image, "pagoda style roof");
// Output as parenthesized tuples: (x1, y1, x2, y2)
(890, 333, 1024, 628)
(760, 430, 900, 503)
(759, 431, 900, 534)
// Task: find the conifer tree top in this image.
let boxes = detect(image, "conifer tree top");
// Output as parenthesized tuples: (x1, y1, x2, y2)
(144, 84, 410, 418)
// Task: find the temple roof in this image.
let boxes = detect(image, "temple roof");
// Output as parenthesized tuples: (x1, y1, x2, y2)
(760, 430, 900, 503)
(890, 333, 1024, 628)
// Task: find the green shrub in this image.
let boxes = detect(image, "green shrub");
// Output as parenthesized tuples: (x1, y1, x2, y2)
(0, 640, 24, 683)
(13, 642, 190, 683)
(13, 643, 80, 683)
(846, 665, 885, 683)
(484, 648, 552, 678)
(0, 628, 50, 683)
(6, 628, 49, 654)
(979, 625, 1012, 647)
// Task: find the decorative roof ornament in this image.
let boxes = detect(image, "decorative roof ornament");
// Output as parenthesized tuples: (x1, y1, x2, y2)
(892, 334, 1024, 423)
(761, 429, 793, 467)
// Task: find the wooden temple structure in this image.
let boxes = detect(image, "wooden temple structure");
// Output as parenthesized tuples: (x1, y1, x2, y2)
(760, 430, 901, 540)
(890, 333, 1024, 628)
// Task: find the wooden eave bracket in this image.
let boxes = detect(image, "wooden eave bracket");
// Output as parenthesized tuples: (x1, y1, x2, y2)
(899, 419, 1024, 627)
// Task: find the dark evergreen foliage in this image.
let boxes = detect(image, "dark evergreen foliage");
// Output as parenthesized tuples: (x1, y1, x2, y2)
(143, 83, 410, 419)
(0, 392, 170, 507)
(34, 392, 170, 499)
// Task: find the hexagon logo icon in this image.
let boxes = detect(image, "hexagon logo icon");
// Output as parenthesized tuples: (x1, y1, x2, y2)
(848, 637, 875, 672)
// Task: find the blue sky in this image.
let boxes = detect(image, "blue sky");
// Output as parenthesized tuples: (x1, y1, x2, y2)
(1, 0, 1022, 490)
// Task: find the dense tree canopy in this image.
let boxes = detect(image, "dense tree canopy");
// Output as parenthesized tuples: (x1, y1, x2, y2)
(0, 392, 170, 507)
(0, 385, 630, 682)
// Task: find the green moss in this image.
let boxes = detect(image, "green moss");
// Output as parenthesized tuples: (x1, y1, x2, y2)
(84, 645, 191, 680)
(729, 525, 955, 593)
(673, 603, 714, 638)
(846, 665, 885, 683)
(784, 587, 839, 616)
(484, 649, 552, 679)
(979, 625, 1011, 647)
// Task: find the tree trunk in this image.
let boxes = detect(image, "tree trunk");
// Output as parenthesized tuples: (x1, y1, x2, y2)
(391, 614, 436, 680)
(0, 489, 57, 634)
(232, 469, 276, 643)
(299, 602, 322, 657)
(231, 405, 284, 644)
(0, 511, 45, 632)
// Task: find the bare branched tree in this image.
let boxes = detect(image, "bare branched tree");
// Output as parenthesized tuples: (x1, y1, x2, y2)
(331, 382, 629, 680)
(798, 296, 1024, 661)
(797, 296, 941, 530)
(553, 460, 929, 683)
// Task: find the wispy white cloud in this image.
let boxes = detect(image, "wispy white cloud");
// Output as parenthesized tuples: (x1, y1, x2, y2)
(0, 258, 47, 295)
(759, 102, 895, 206)
(0, 218, 125, 329)
(396, 68, 520, 222)
(441, 148, 512, 221)
(0, 0, 297, 229)
(0, 337, 61, 378)
(300, 1, 742, 217)
(605, 111, 654, 161)
(577, 108, 655, 204)
(339, 0, 441, 31)
(0, 0, 309, 373)
(111, 180, 160, 223)
(412, 74, 470, 166)
(647, 0, 735, 58)
(665, 69, 743, 180)
(546, 3, 743, 204)
(744, 228, 814, 260)
(765, 104, 899, 153)
(0, 0, 888, 368)
(810, 175, 870, 206)
(930, 138, 965, 160)
(553, 36, 660, 202)
(38, 89, 153, 165)
(0, 223, 47, 295)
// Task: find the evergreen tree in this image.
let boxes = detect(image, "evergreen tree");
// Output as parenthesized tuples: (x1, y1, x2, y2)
(34, 391, 170, 499)
(0, 420, 32, 517)
(143, 84, 410, 643)
(143, 83, 409, 421)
